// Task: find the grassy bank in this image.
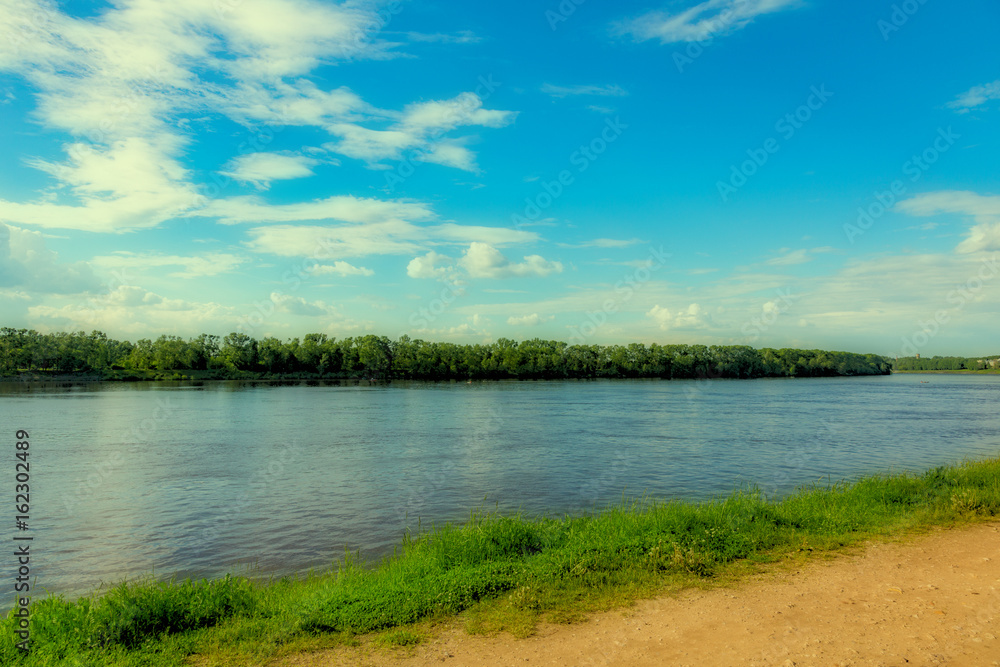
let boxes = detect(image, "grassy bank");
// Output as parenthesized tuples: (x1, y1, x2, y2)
(4, 458, 1000, 666)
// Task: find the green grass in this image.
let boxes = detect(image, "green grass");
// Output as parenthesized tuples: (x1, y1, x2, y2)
(4, 457, 1000, 666)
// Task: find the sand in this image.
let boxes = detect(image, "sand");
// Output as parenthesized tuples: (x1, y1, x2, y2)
(275, 522, 1000, 666)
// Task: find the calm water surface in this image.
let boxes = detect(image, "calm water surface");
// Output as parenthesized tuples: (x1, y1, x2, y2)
(1, 374, 998, 603)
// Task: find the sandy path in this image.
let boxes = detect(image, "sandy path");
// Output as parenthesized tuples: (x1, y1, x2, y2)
(277, 522, 1000, 666)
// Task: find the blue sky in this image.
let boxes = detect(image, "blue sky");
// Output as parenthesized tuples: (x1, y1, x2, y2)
(1, 0, 998, 356)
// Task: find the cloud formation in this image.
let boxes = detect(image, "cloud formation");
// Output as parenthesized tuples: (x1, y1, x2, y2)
(897, 191, 1000, 253)
(458, 242, 563, 279)
(947, 80, 1000, 112)
(616, 0, 800, 44)
(0, 0, 516, 232)
(220, 153, 321, 190)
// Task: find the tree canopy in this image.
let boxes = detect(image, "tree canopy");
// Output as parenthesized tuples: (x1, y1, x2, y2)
(0, 327, 893, 381)
(893, 355, 999, 371)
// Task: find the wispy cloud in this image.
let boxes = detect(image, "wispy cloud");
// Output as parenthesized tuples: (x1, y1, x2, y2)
(898, 191, 1000, 253)
(507, 313, 553, 326)
(541, 83, 628, 98)
(616, 0, 801, 44)
(947, 80, 1000, 113)
(219, 153, 321, 190)
(90, 252, 246, 278)
(404, 30, 481, 44)
(324, 92, 517, 171)
(558, 238, 643, 249)
(763, 246, 835, 266)
(309, 261, 374, 277)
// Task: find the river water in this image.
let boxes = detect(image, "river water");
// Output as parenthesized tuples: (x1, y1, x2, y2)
(1, 373, 997, 603)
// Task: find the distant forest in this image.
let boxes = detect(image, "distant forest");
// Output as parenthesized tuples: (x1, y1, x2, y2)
(893, 355, 1000, 372)
(0, 327, 893, 381)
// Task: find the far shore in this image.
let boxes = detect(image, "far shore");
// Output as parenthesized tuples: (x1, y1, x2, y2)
(893, 368, 1000, 374)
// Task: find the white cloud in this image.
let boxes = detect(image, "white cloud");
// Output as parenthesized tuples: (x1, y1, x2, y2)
(458, 242, 563, 279)
(324, 92, 517, 171)
(269, 292, 330, 316)
(541, 84, 628, 98)
(0, 0, 515, 233)
(617, 0, 800, 44)
(507, 313, 552, 326)
(428, 223, 537, 246)
(947, 80, 1000, 112)
(417, 141, 477, 171)
(309, 261, 374, 277)
(220, 153, 320, 189)
(897, 191, 1000, 253)
(407, 251, 454, 279)
(1, 139, 197, 232)
(646, 303, 709, 330)
(90, 252, 245, 278)
(219, 80, 369, 127)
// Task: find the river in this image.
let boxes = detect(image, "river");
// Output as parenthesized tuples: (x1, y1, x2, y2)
(1, 373, 997, 603)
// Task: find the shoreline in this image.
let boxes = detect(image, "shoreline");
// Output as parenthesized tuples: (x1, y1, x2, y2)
(302, 521, 1000, 666)
(3, 456, 998, 665)
(0, 369, 896, 385)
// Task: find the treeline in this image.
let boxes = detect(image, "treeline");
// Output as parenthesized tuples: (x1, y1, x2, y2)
(893, 355, 1000, 371)
(0, 327, 892, 380)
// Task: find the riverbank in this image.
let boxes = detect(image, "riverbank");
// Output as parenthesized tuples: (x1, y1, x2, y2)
(3, 457, 998, 666)
(293, 521, 1000, 666)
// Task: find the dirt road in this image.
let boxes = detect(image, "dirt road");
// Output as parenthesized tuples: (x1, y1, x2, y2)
(277, 522, 1000, 666)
